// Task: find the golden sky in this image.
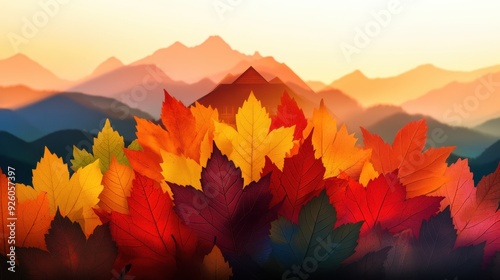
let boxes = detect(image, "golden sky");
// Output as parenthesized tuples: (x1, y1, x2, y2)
(2, 0, 500, 83)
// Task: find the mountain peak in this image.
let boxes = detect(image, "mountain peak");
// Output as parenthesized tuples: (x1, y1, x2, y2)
(201, 35, 231, 49)
(232, 66, 268, 84)
(92, 56, 124, 76)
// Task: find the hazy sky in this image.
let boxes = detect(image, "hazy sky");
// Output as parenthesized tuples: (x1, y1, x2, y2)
(2, 0, 500, 83)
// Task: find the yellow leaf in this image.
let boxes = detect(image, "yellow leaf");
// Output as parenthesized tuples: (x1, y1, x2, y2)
(160, 151, 202, 190)
(202, 246, 233, 280)
(214, 92, 295, 186)
(16, 183, 38, 203)
(32, 147, 70, 214)
(304, 100, 371, 179)
(70, 146, 95, 171)
(17, 192, 52, 250)
(61, 160, 104, 236)
(92, 119, 129, 172)
(127, 139, 142, 151)
(99, 157, 134, 214)
(359, 161, 379, 186)
(31, 148, 104, 236)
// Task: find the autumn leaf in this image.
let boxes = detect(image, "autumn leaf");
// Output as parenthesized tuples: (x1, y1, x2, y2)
(171, 144, 279, 269)
(17, 210, 117, 279)
(262, 132, 326, 223)
(202, 245, 233, 280)
(128, 91, 217, 187)
(16, 192, 52, 250)
(99, 157, 134, 214)
(304, 100, 371, 179)
(270, 91, 307, 141)
(71, 119, 129, 172)
(362, 119, 454, 198)
(444, 162, 500, 263)
(269, 191, 361, 277)
(20, 148, 104, 236)
(327, 173, 442, 237)
(214, 92, 295, 186)
(101, 172, 198, 279)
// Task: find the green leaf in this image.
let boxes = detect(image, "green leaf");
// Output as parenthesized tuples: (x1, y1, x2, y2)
(270, 191, 361, 277)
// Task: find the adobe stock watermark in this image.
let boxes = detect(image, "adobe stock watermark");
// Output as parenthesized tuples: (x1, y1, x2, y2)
(282, 236, 340, 280)
(7, 0, 71, 52)
(443, 73, 500, 127)
(340, 0, 403, 63)
(213, 0, 243, 21)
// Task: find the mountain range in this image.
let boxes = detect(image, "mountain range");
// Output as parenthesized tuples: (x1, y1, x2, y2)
(0, 35, 499, 160)
(0, 89, 152, 141)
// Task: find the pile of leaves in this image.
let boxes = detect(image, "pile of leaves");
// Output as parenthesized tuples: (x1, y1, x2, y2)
(1, 91, 499, 279)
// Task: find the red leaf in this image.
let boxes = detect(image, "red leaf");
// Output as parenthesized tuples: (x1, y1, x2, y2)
(452, 163, 500, 263)
(102, 172, 198, 279)
(327, 173, 442, 237)
(362, 119, 454, 198)
(262, 133, 325, 223)
(171, 145, 279, 265)
(270, 91, 307, 140)
(18, 210, 117, 279)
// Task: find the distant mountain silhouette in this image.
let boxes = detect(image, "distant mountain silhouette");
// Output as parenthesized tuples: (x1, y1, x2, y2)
(448, 140, 500, 183)
(474, 117, 500, 137)
(69, 64, 216, 117)
(345, 105, 405, 135)
(197, 67, 317, 123)
(132, 36, 262, 83)
(402, 71, 500, 126)
(0, 92, 151, 141)
(0, 85, 56, 109)
(365, 113, 498, 158)
(331, 64, 500, 106)
(91, 56, 124, 77)
(307, 81, 328, 92)
(315, 88, 363, 123)
(0, 54, 71, 90)
(0, 109, 44, 140)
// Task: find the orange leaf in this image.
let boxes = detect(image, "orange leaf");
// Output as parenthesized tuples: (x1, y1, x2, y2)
(362, 119, 454, 197)
(99, 157, 135, 214)
(17, 192, 52, 250)
(304, 100, 371, 179)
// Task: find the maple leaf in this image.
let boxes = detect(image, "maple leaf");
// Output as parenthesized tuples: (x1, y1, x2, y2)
(17, 210, 118, 279)
(202, 245, 233, 280)
(71, 119, 129, 172)
(214, 92, 295, 186)
(99, 157, 134, 214)
(171, 144, 279, 269)
(384, 207, 484, 279)
(128, 91, 217, 188)
(362, 119, 454, 198)
(101, 172, 198, 279)
(269, 191, 361, 277)
(17, 192, 52, 250)
(435, 161, 500, 263)
(304, 100, 371, 179)
(18, 148, 104, 236)
(270, 91, 307, 141)
(262, 133, 326, 223)
(327, 173, 442, 237)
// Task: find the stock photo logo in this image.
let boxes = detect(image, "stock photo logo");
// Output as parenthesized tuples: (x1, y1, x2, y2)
(1, 1, 500, 279)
